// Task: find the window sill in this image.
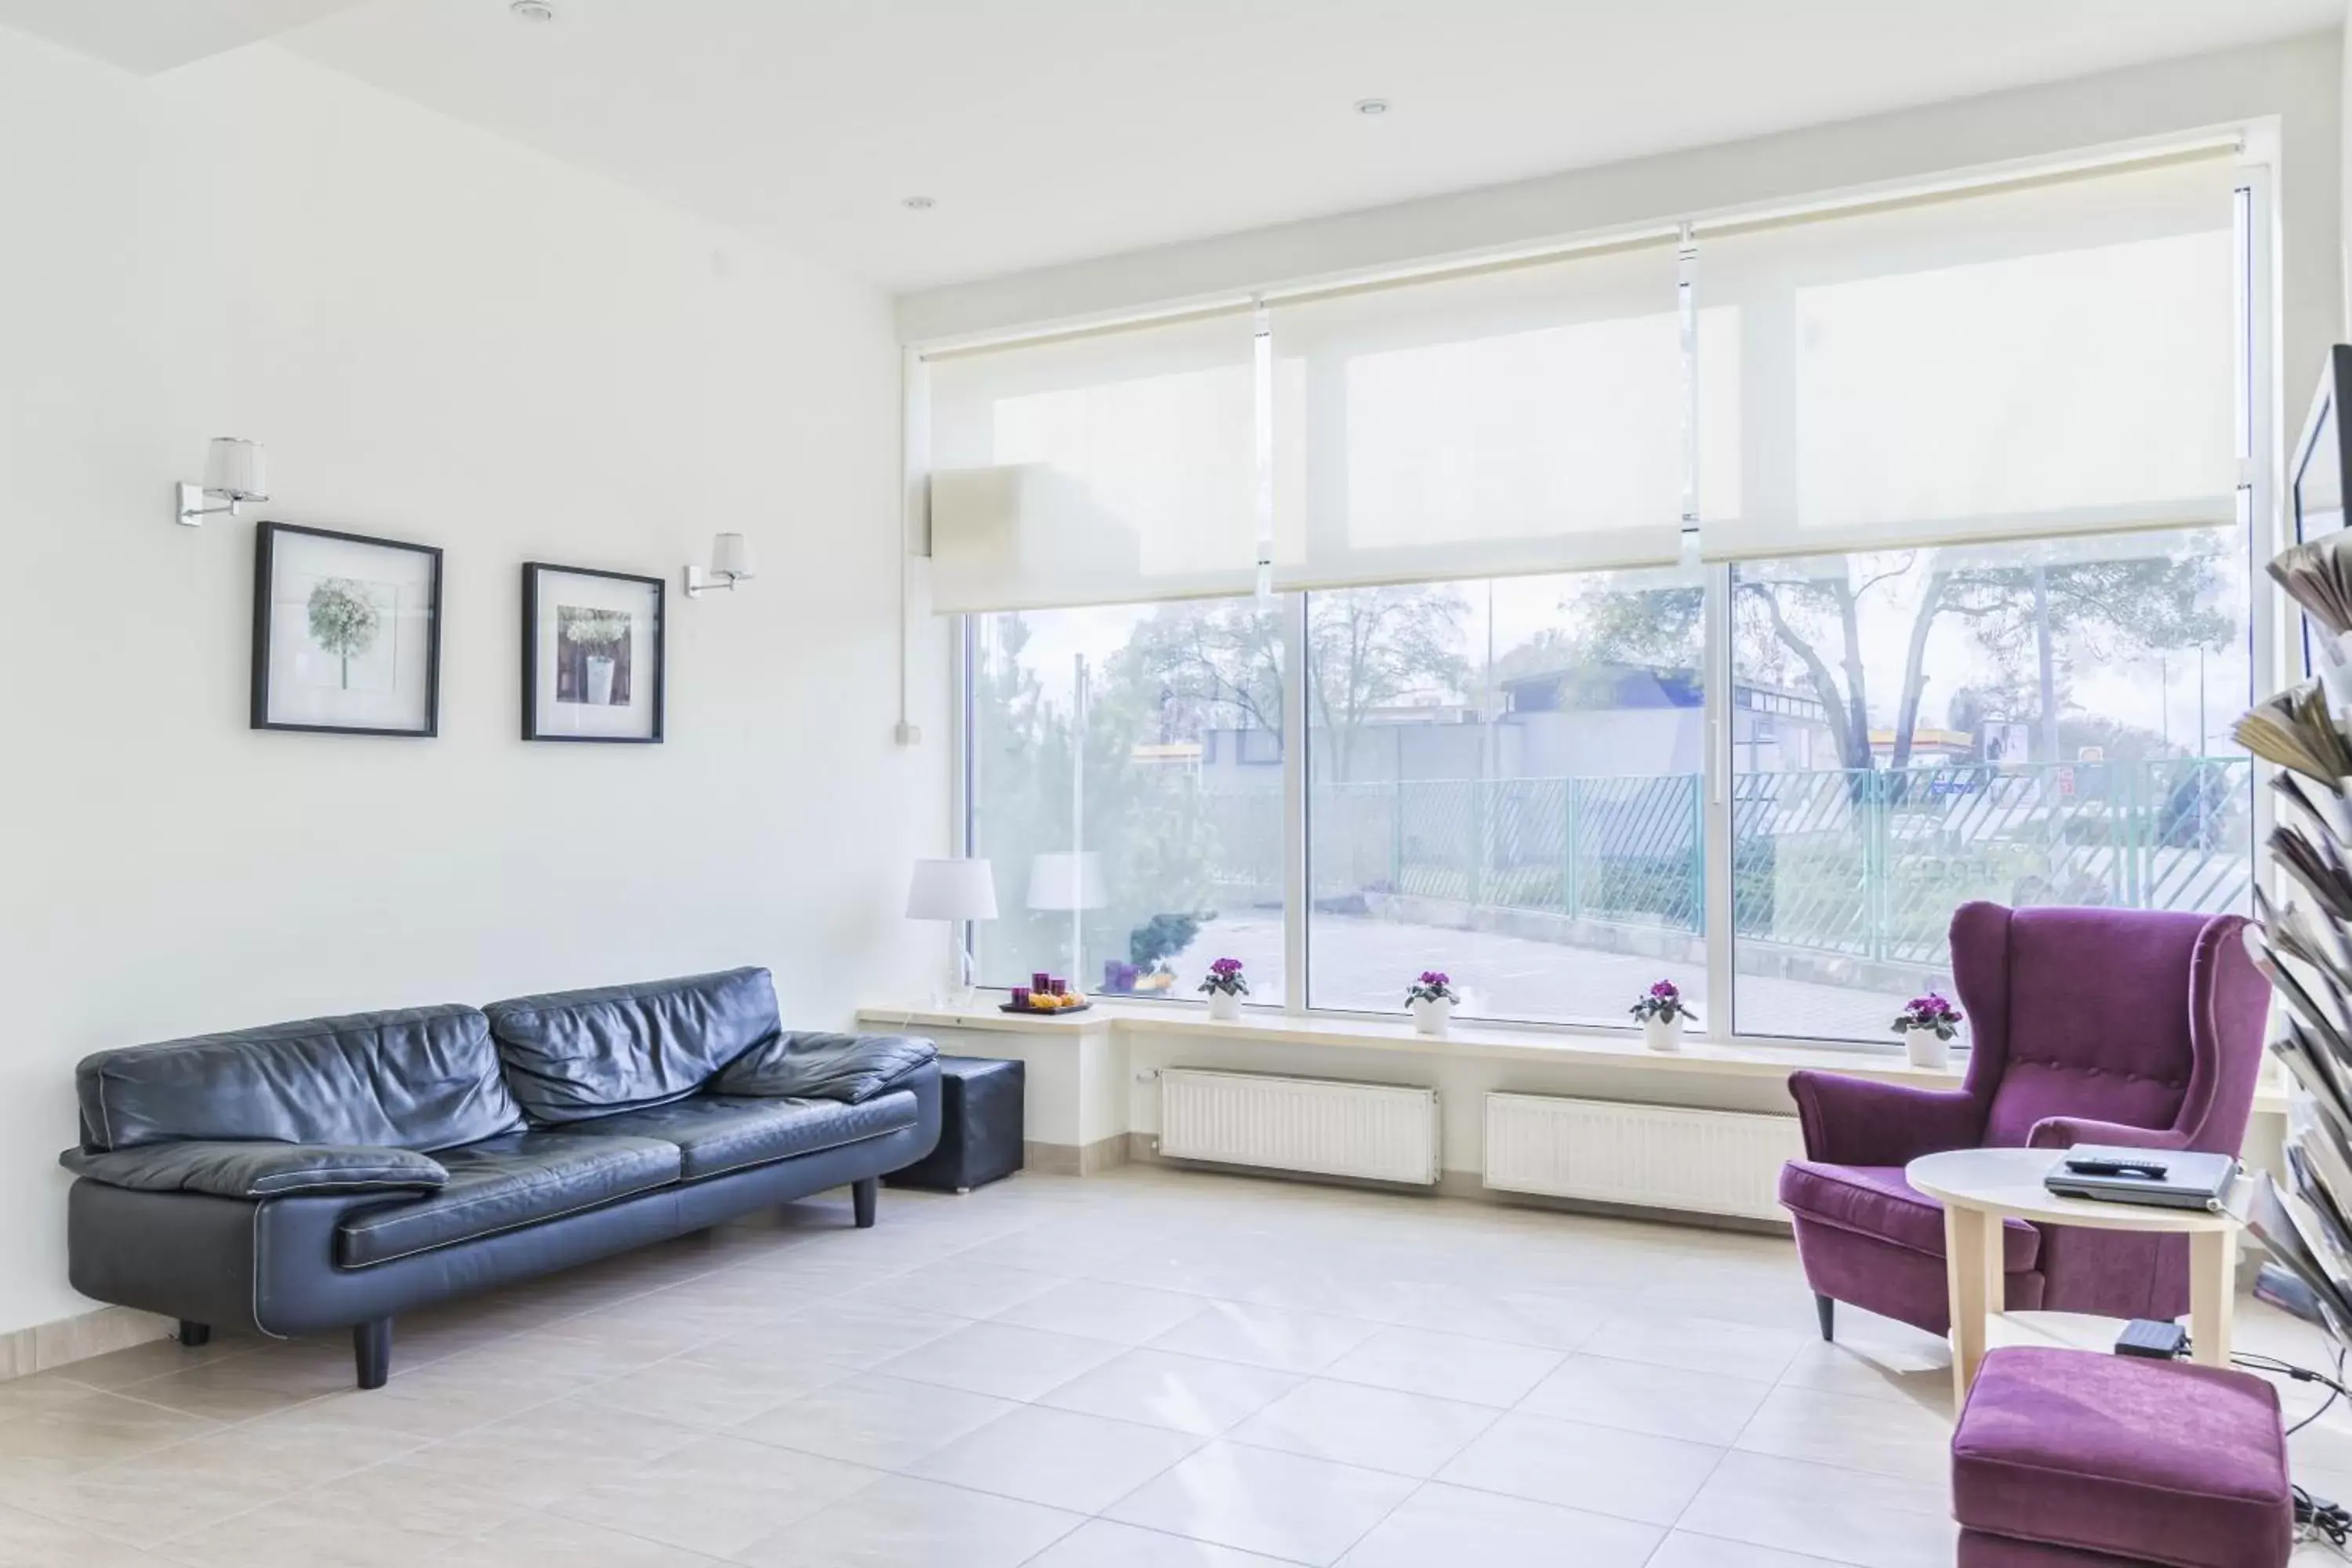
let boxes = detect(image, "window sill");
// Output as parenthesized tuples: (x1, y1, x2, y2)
(860, 999, 2293, 1101)
(859, 1000, 2291, 1115)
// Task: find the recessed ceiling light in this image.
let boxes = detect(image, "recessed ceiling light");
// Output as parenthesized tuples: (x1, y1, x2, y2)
(902, 195, 937, 211)
(1354, 98, 1390, 116)
(510, 1, 556, 21)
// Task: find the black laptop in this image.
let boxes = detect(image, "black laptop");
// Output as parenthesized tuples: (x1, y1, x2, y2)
(2042, 1146, 2240, 1212)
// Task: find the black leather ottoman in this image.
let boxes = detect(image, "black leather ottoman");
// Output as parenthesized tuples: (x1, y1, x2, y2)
(885, 1055, 1024, 1193)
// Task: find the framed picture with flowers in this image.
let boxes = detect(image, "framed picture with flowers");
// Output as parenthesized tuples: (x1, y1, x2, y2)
(250, 521, 443, 737)
(521, 562, 666, 743)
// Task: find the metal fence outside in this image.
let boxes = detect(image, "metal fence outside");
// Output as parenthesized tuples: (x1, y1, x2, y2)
(1282, 757, 2251, 965)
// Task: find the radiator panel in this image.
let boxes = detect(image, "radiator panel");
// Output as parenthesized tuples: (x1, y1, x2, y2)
(1483, 1092, 1802, 1221)
(1158, 1069, 1439, 1186)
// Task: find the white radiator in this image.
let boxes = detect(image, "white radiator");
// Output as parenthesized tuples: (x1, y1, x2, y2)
(1483, 1093, 1802, 1221)
(1158, 1069, 1440, 1185)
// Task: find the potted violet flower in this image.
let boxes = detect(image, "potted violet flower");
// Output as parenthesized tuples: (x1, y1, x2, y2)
(1406, 971, 1459, 1036)
(1199, 956, 1248, 1022)
(1893, 991, 1963, 1069)
(1631, 979, 1693, 1052)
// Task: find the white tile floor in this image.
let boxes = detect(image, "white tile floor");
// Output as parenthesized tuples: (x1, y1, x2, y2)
(0, 1164, 2343, 1567)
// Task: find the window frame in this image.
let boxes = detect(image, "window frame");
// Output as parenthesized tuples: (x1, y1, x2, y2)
(942, 151, 2278, 1057)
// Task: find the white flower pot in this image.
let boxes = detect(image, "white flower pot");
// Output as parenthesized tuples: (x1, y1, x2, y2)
(1207, 989, 1243, 1022)
(585, 655, 616, 706)
(1410, 996, 1453, 1036)
(1905, 1027, 1951, 1070)
(1642, 1014, 1683, 1053)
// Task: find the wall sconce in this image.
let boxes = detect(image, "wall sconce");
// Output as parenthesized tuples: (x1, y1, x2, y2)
(685, 532, 757, 598)
(175, 438, 269, 527)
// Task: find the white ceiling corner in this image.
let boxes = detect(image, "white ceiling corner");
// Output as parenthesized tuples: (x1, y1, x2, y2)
(0, 0, 372, 74)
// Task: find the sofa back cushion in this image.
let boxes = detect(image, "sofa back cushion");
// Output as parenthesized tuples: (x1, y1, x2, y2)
(1979, 906, 2204, 1147)
(75, 1004, 524, 1155)
(483, 967, 781, 1123)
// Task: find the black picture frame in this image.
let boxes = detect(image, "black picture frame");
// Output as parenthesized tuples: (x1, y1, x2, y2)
(251, 521, 443, 737)
(521, 562, 666, 744)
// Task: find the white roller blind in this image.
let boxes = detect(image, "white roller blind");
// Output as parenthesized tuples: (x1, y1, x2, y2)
(1269, 239, 1687, 591)
(925, 310, 1259, 613)
(1696, 155, 2240, 560)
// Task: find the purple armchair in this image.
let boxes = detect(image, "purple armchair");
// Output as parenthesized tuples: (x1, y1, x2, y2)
(1777, 902, 2270, 1341)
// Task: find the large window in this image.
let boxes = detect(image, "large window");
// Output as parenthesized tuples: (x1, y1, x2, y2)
(967, 599, 1286, 1003)
(943, 147, 2265, 1047)
(1306, 570, 1704, 1027)
(1728, 528, 2252, 1040)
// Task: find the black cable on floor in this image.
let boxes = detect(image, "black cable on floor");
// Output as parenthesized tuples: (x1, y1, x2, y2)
(2234, 1345, 2352, 1436)
(2299, 1486, 2351, 1552)
(2234, 1347, 2352, 1552)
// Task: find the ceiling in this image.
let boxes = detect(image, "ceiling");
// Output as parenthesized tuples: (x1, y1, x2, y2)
(0, 0, 367, 74)
(4, 0, 2341, 290)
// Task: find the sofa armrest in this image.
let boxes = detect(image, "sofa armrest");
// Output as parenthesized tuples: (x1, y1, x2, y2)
(712, 1032, 938, 1104)
(1787, 1071, 1984, 1167)
(2025, 1116, 2193, 1153)
(59, 1141, 448, 1200)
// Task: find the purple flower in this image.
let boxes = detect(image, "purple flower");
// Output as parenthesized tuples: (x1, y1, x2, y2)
(1419, 971, 1449, 986)
(1649, 980, 1679, 999)
(1209, 957, 1244, 976)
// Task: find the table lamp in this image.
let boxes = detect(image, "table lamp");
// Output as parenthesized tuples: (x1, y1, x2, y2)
(906, 858, 998, 1005)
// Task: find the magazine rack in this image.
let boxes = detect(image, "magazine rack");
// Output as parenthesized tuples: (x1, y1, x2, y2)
(2238, 533, 2352, 1344)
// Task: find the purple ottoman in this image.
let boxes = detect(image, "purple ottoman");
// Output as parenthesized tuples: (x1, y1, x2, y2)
(1952, 1348, 2292, 1568)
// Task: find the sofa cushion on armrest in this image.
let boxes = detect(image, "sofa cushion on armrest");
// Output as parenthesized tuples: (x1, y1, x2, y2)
(712, 1033, 936, 1104)
(59, 1141, 449, 1200)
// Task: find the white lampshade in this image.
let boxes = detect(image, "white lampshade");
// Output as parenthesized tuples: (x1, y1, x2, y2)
(710, 532, 756, 579)
(906, 858, 998, 921)
(1026, 851, 1108, 912)
(202, 437, 267, 501)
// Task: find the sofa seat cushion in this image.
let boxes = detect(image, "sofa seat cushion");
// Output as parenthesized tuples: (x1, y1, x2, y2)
(1953, 1347, 2292, 1568)
(567, 1091, 921, 1181)
(336, 1131, 681, 1267)
(1780, 1161, 2041, 1272)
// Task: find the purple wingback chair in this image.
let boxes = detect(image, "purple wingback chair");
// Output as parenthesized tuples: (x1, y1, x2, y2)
(1777, 902, 2270, 1341)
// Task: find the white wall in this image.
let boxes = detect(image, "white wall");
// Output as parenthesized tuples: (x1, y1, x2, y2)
(2343, 13, 2352, 332)
(0, 27, 944, 1336)
(899, 33, 2341, 421)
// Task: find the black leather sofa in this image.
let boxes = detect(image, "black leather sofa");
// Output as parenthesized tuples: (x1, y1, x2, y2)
(60, 967, 938, 1388)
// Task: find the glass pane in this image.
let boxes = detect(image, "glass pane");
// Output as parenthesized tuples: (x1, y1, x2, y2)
(1729, 526, 2252, 1042)
(969, 598, 1285, 1004)
(1306, 569, 1704, 1026)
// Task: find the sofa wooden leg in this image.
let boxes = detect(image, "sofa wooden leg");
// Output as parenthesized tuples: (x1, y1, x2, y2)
(176, 1320, 211, 1348)
(353, 1318, 392, 1390)
(1815, 1294, 1835, 1342)
(851, 1177, 878, 1229)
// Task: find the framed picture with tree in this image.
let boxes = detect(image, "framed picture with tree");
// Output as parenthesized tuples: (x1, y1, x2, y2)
(521, 562, 665, 743)
(251, 521, 442, 736)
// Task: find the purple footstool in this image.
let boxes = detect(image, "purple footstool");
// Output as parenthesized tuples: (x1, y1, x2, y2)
(1952, 1348, 2292, 1568)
